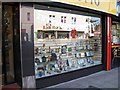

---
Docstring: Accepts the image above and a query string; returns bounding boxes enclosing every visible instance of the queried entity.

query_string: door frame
[2,3,19,85]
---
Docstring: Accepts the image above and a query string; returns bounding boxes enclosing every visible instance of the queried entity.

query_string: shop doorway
[2,4,20,85]
[111,21,120,68]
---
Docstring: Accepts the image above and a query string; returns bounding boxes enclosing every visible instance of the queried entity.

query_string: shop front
[1,0,118,89]
[34,4,103,89]
[19,1,116,88]
[111,20,120,68]
[110,0,120,69]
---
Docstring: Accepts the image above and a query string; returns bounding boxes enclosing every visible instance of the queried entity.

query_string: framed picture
[85,52,90,57]
[77,59,85,65]
[117,24,120,29]
[81,52,85,57]
[61,45,67,54]
[68,47,72,52]
[87,57,94,64]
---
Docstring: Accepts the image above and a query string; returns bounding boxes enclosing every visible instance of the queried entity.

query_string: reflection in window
[27,12,30,21]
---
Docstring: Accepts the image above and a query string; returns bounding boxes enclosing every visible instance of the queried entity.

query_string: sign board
[117,1,120,16]
[51,0,117,15]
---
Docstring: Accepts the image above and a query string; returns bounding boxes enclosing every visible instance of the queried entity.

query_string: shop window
[34,8,102,79]
[112,22,120,44]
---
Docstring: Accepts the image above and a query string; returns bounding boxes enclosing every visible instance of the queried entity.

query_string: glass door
[2,4,15,84]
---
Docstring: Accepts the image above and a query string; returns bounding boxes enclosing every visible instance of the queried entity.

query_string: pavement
[42,67,119,90]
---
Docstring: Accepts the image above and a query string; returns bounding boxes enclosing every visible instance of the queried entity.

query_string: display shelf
[38,29,71,32]
[34,36,102,79]
[36,71,58,79]
[35,60,101,79]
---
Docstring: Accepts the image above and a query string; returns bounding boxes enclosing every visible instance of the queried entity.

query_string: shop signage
[117,1,120,16]
[51,0,117,15]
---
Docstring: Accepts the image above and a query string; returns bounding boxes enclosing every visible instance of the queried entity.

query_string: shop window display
[34,9,102,78]
[112,22,120,44]
[111,22,120,58]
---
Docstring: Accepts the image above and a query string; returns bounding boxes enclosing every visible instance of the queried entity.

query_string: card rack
[34,38,101,78]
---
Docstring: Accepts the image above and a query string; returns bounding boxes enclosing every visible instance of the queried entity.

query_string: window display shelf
[35,60,101,79]
[38,29,71,32]
[34,37,101,79]
[34,38,96,41]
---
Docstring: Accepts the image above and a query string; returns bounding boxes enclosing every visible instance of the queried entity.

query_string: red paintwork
[107,15,112,71]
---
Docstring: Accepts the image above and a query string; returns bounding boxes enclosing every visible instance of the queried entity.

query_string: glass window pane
[34,8,102,79]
